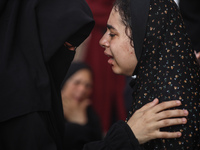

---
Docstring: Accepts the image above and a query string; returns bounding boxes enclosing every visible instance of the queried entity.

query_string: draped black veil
[0,0,94,147]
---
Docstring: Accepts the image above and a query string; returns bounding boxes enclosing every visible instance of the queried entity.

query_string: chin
[112,67,132,76]
[112,67,123,75]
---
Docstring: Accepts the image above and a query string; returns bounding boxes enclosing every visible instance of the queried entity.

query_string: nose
[99,32,109,48]
[77,83,87,93]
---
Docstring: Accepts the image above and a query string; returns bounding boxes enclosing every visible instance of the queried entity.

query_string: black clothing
[0,112,57,150]
[47,49,76,149]
[64,106,102,150]
[0,0,142,149]
[0,0,94,149]
[128,0,200,149]
[130,0,150,62]
[0,0,94,122]
[84,121,142,150]
[179,0,200,52]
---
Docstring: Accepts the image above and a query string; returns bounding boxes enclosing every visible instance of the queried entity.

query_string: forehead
[107,8,124,28]
[69,69,92,80]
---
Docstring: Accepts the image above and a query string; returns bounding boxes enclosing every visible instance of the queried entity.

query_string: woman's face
[99,8,138,76]
[61,69,93,102]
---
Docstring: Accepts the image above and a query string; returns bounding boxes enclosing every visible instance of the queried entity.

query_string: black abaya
[0,0,94,122]
[0,0,94,149]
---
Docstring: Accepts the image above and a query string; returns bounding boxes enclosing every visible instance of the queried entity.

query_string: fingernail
[184,110,188,115]
[182,118,187,123]
[153,98,158,103]
[176,100,181,105]
[177,132,182,137]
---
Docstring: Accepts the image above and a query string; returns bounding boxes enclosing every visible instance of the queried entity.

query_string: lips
[104,51,113,58]
[104,51,114,65]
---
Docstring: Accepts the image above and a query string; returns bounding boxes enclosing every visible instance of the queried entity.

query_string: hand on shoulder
[127,98,188,144]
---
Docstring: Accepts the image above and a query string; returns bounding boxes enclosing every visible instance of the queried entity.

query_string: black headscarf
[0,0,94,142]
[61,62,92,89]
[127,0,200,149]
[130,0,150,62]
[179,0,200,52]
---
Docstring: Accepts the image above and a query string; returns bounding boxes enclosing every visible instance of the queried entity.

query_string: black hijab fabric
[0,0,94,123]
[61,62,92,88]
[179,0,200,52]
[128,0,200,149]
[130,0,150,62]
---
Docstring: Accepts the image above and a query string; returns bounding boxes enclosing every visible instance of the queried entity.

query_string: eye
[109,33,116,38]
[73,80,81,86]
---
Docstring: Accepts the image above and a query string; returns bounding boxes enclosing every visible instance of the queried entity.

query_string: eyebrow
[107,24,117,31]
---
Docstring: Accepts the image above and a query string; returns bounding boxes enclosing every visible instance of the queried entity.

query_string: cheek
[114,42,133,62]
[63,83,77,97]
[110,41,125,58]
[119,46,138,74]
[126,54,138,73]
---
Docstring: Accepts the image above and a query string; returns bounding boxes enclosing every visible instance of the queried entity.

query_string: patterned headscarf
[127,0,200,149]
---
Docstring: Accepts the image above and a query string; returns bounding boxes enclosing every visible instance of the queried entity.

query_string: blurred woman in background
[61,62,102,150]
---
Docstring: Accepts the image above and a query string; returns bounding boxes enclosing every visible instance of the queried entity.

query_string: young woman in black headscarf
[99,0,200,149]
[0,0,94,149]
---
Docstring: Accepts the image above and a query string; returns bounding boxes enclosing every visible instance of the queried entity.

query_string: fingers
[155,118,187,129]
[152,100,181,113]
[155,131,182,139]
[156,109,188,120]
[137,98,159,112]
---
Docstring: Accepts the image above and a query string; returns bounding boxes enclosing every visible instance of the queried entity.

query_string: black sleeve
[83,120,144,150]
